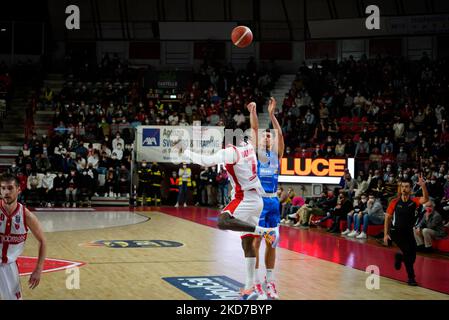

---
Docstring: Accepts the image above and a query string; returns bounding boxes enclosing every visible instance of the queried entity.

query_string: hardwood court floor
[19,208,449,300]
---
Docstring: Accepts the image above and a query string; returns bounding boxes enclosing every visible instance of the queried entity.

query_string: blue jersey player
[247,97,284,300]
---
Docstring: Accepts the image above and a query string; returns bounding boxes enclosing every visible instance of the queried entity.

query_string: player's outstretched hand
[417,173,426,187]
[246,102,256,113]
[268,97,276,115]
[29,268,42,289]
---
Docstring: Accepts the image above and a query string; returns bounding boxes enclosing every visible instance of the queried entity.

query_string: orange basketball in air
[231,26,253,48]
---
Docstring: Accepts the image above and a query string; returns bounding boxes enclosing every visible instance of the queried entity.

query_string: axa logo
[142,128,160,147]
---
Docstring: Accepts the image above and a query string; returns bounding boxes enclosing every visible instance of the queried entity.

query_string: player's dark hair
[401,179,413,186]
[0,173,20,187]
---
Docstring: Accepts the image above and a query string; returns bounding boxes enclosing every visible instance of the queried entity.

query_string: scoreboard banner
[136,125,224,163]
[279,158,355,184]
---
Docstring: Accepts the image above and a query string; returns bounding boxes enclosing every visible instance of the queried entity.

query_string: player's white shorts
[0,262,22,300]
[222,189,263,238]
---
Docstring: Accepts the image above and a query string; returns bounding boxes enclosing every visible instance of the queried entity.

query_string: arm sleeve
[184,147,238,167]
[413,198,422,207]
[386,199,398,216]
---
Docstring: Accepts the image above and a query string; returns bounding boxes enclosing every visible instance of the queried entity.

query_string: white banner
[136,125,225,163]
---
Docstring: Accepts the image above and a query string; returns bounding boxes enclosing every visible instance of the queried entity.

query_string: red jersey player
[179,129,280,300]
[0,173,47,300]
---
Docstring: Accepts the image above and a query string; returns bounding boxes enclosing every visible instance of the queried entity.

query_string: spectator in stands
[381,137,394,154]
[176,163,192,207]
[168,171,180,205]
[66,133,79,151]
[87,150,100,169]
[348,193,384,239]
[199,167,209,206]
[66,168,79,207]
[104,167,117,198]
[40,171,54,207]
[427,175,444,202]
[233,109,246,129]
[335,138,345,157]
[118,164,130,197]
[355,172,370,198]
[53,171,67,207]
[26,171,41,206]
[75,155,87,171]
[75,139,88,158]
[7,161,20,176]
[327,192,353,233]
[341,171,357,199]
[22,143,31,158]
[285,195,306,224]
[280,187,296,221]
[216,165,229,208]
[414,200,447,253]
[36,153,51,173]
[342,194,367,236]
[205,166,218,207]
[112,143,124,161]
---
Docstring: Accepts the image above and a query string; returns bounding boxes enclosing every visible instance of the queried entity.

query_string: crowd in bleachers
[7,55,275,207]
[4,52,449,251]
[274,53,449,251]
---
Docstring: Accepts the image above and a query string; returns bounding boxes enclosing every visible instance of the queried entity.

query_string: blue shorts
[258,197,280,228]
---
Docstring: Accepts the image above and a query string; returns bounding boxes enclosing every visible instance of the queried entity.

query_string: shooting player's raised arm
[183,147,238,167]
[247,102,259,150]
[268,97,285,159]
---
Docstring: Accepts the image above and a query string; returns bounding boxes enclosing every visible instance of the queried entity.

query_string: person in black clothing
[327,192,354,233]
[426,175,443,202]
[65,169,80,207]
[206,166,218,206]
[199,167,209,206]
[53,171,67,207]
[79,169,94,207]
[384,176,429,286]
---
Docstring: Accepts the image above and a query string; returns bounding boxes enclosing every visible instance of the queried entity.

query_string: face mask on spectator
[58,173,63,177]
[83,171,87,175]
[431,180,436,184]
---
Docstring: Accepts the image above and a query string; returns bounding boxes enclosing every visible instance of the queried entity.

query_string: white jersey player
[0,173,47,300]
[181,132,280,300]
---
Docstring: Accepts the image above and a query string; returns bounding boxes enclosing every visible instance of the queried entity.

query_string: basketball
[231,26,253,48]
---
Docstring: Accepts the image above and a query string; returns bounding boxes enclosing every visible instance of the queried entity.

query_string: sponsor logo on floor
[18,256,85,276]
[80,240,184,248]
[162,276,244,300]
